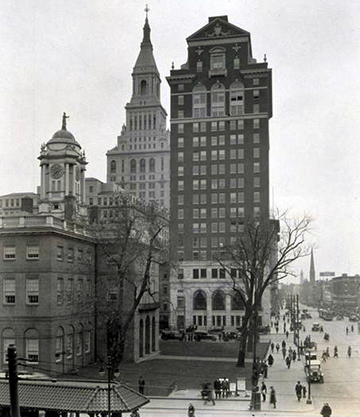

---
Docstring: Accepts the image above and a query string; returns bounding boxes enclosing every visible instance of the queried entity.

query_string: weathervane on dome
[145,4,150,18]
[62,112,69,130]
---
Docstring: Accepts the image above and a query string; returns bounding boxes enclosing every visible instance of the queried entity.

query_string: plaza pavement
[140,331,320,416]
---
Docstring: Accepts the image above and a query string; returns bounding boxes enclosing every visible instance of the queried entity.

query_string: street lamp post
[306,349,312,404]
[99,356,120,416]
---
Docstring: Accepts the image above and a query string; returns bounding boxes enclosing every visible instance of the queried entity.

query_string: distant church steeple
[309,248,315,285]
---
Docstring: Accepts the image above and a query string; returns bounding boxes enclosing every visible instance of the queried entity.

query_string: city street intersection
[140,308,360,416]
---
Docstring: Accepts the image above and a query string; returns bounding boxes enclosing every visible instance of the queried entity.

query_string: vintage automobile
[194,331,217,341]
[160,330,183,340]
[305,359,324,383]
[311,322,321,331]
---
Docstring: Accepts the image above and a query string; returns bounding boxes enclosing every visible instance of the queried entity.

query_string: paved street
[139,307,360,416]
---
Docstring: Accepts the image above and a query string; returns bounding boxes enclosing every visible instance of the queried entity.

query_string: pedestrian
[130,409,140,417]
[275,326,279,333]
[138,376,145,394]
[288,347,293,357]
[320,402,332,417]
[269,386,276,408]
[282,340,286,349]
[282,346,286,359]
[263,362,268,379]
[188,403,195,417]
[286,330,289,339]
[214,378,221,399]
[276,343,280,353]
[348,346,352,358]
[295,381,302,401]
[292,350,297,361]
[204,388,215,405]
[271,342,275,353]
[267,354,274,367]
[286,356,291,369]
[261,381,267,402]
[346,326,349,335]
[321,350,327,362]
[351,324,354,332]
[302,385,307,399]
[333,346,338,358]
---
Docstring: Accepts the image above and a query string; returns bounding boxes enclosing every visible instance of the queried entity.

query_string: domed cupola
[47,112,81,149]
[38,113,88,217]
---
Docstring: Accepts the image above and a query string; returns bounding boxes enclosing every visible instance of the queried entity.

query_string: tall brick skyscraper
[167,16,273,330]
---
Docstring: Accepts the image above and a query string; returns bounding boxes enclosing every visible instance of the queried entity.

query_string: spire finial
[62,112,69,130]
[145,4,149,19]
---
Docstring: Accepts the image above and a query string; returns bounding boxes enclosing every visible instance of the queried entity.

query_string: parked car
[160,330,183,340]
[305,360,324,383]
[194,331,217,341]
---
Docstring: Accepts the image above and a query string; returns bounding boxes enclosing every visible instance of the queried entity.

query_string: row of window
[190,118,259,133]
[191,315,246,328]
[3,245,39,261]
[177,78,260,93]
[2,277,90,305]
[0,198,21,208]
[2,327,91,365]
[178,133,260,148]
[177,81,262,118]
[128,113,157,131]
[178,171,260,191]
[177,148,260,163]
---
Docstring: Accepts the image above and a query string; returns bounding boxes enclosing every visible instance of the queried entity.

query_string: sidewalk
[140,332,317,416]
[258,331,316,413]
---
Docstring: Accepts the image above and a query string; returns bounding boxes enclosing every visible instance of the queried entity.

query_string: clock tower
[38,113,88,220]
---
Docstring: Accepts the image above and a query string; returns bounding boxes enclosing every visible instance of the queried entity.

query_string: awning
[0,379,149,414]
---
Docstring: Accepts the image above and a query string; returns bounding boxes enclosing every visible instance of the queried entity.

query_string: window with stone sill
[3,246,15,260]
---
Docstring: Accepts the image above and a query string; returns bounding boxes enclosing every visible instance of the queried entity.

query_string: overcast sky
[1,0,360,279]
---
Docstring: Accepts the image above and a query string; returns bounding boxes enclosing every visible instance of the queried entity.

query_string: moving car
[305,359,324,383]
[311,322,321,331]
[194,331,217,341]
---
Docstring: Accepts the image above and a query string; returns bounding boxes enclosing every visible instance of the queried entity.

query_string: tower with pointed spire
[310,248,316,285]
[106,9,170,208]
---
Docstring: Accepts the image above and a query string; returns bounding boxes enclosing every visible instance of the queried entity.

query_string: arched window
[140,158,146,173]
[140,80,147,95]
[56,327,64,363]
[67,325,74,360]
[192,83,207,118]
[149,158,155,173]
[229,81,244,116]
[212,290,225,310]
[139,319,144,357]
[152,316,156,351]
[145,316,150,354]
[211,83,225,116]
[130,159,136,173]
[193,290,207,310]
[24,328,39,364]
[231,292,245,310]
[2,328,15,364]
[110,160,116,173]
[76,323,84,358]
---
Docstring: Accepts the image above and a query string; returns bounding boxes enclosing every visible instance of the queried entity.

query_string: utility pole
[296,294,301,360]
[8,345,20,417]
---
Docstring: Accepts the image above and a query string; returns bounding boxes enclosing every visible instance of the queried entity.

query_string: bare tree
[217,213,312,367]
[89,193,169,374]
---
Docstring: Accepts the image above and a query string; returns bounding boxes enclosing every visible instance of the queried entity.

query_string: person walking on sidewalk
[276,343,280,353]
[286,355,291,369]
[188,403,195,417]
[320,402,332,416]
[295,381,302,401]
[282,346,286,359]
[269,386,276,408]
[261,381,267,402]
[271,342,275,353]
[138,376,145,394]
[268,354,274,367]
[302,385,307,399]
[348,346,352,358]
[333,346,338,358]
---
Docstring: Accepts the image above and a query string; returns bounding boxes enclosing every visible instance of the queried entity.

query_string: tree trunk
[236,332,248,367]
